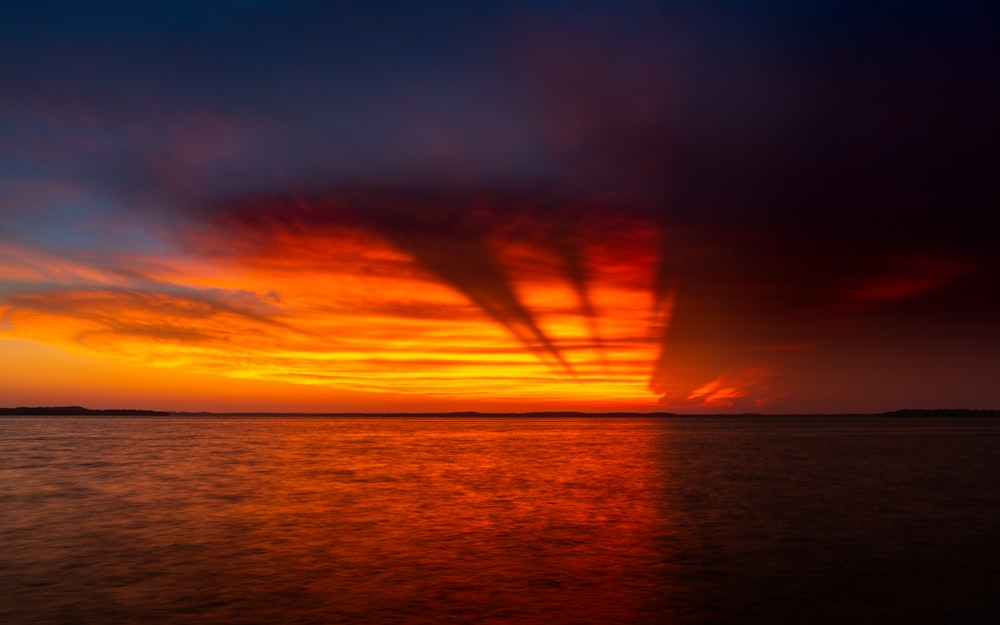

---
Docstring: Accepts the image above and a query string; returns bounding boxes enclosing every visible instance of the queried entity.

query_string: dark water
[2,416,999,624]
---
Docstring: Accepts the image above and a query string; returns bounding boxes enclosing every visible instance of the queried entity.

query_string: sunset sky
[1,1,997,413]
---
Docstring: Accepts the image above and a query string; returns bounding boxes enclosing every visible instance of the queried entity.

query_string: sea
[1,415,998,624]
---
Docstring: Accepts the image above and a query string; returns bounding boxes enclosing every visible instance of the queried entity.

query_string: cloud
[2,1,997,411]
[0,208,664,405]
[838,256,975,313]
[199,190,590,375]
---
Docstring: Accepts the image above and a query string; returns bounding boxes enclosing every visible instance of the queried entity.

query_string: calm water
[2,416,999,624]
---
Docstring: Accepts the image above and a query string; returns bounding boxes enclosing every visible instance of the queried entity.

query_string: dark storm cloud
[5,0,995,239]
[537,205,608,370]
[3,1,998,407]
[199,190,580,375]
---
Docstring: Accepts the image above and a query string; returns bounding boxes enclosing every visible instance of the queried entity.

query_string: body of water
[2,415,998,624]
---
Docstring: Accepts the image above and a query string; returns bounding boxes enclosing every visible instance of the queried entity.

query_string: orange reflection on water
[225,417,683,624]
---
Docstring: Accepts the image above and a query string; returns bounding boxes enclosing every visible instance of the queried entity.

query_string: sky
[1,1,997,413]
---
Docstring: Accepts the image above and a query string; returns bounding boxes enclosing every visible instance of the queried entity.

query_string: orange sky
[0,208,672,412]
[2,198,993,413]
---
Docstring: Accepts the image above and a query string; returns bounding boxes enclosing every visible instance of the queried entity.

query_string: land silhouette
[0,406,170,416]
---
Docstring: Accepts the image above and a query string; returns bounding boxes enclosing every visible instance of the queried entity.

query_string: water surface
[2,416,998,624]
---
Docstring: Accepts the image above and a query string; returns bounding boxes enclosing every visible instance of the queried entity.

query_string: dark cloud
[2,1,998,409]
[199,189,583,375]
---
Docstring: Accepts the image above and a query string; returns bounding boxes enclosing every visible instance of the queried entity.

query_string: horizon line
[2,406,999,417]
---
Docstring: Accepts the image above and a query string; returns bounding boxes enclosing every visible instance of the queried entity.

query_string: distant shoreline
[0,406,171,416]
[2,406,998,418]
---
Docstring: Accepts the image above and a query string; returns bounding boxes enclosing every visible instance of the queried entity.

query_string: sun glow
[2,209,684,409]
[1,192,977,412]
